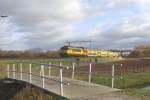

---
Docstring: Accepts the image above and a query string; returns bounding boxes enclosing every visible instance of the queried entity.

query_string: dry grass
[0,79,66,100]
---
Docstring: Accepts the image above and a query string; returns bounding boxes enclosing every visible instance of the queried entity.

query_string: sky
[0,0,150,50]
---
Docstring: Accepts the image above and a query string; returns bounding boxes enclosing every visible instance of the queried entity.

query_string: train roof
[61,46,85,49]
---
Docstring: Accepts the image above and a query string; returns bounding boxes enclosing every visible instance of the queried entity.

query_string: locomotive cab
[60,46,86,57]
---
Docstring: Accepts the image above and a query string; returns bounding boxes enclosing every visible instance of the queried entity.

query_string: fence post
[72,62,75,79]
[29,64,32,83]
[89,63,92,83]
[49,62,51,77]
[13,64,15,78]
[112,64,115,88]
[60,67,63,96]
[120,64,123,79]
[7,64,10,78]
[20,63,23,80]
[41,65,45,88]
[59,61,63,96]
[59,61,62,67]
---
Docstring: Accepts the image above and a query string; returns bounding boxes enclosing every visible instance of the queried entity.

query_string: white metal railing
[6,61,120,97]
[7,62,70,96]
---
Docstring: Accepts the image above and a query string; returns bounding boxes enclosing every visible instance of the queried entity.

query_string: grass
[0,58,149,84]
[0,57,117,75]
[118,72,150,88]
[12,85,66,100]
[90,72,150,97]
[0,58,149,89]
[91,75,112,86]
[90,72,150,89]
[0,57,117,64]
[125,86,150,97]
[0,78,67,100]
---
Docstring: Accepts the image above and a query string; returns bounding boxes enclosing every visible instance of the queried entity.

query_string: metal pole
[7,64,9,78]
[29,64,32,83]
[49,67,51,77]
[59,61,62,67]
[13,64,15,78]
[120,64,123,79]
[20,63,23,80]
[112,64,115,88]
[59,61,63,96]
[60,67,63,96]
[72,62,75,79]
[41,65,45,88]
[49,62,51,77]
[89,63,92,83]
[59,61,62,76]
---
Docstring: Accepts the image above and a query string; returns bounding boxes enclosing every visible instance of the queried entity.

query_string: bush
[129,45,150,58]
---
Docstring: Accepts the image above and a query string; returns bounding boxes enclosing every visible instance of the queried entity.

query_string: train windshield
[60,46,68,50]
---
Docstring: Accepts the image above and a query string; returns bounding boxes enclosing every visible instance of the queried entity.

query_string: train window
[72,48,81,52]
[61,47,68,50]
[88,53,97,55]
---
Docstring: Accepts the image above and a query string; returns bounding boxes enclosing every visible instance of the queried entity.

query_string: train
[60,46,120,57]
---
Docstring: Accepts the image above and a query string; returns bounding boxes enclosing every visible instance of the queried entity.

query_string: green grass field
[0,57,118,63]
[0,57,118,70]
[90,72,150,97]
[0,58,149,88]
[91,72,150,88]
[125,86,150,97]
[0,57,118,82]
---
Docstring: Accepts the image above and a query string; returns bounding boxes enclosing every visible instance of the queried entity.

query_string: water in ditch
[142,85,150,90]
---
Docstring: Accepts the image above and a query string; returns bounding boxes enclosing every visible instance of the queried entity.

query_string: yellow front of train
[60,46,86,57]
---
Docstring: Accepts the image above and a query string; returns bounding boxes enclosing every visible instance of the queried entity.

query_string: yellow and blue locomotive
[60,46,120,57]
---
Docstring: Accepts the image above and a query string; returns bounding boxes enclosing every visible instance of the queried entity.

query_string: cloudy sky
[0,0,150,50]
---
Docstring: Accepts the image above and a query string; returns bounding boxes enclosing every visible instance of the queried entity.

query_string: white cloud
[0,0,82,50]
[0,0,150,50]
[84,13,150,49]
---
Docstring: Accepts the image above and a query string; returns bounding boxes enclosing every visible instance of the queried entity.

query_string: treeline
[129,45,150,58]
[0,49,60,59]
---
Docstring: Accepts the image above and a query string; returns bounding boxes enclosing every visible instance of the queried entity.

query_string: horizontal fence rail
[6,62,71,96]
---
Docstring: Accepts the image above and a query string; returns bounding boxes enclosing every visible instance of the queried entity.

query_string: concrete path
[9,73,119,99]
